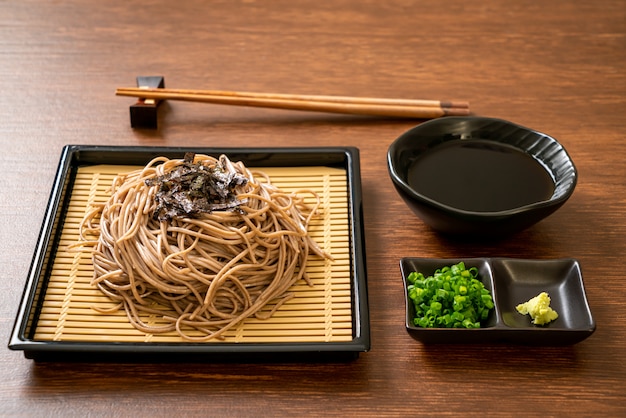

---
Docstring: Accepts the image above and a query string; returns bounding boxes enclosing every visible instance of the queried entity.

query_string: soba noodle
[74,154,332,341]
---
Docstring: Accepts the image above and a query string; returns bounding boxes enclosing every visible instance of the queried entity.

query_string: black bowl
[387,117,577,237]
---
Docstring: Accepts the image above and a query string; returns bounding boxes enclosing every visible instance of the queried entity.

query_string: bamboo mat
[33,164,353,343]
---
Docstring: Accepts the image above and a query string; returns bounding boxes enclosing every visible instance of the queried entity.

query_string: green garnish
[406,262,494,329]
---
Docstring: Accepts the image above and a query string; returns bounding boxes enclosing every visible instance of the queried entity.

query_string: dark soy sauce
[407,140,555,212]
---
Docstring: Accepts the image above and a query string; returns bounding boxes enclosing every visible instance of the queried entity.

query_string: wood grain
[1,0,625,416]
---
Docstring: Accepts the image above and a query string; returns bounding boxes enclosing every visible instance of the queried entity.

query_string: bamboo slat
[33,164,354,344]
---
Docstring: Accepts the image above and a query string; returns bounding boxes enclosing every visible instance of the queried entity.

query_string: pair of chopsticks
[115,87,470,119]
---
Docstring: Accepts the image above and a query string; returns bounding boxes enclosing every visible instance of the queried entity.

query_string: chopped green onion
[407,262,494,329]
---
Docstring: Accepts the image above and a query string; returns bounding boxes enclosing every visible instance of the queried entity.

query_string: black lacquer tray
[9,145,369,362]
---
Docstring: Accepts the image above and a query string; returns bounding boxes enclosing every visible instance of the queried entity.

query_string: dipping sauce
[407,140,555,212]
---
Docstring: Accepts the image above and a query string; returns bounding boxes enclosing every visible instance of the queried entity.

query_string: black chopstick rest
[129,76,165,129]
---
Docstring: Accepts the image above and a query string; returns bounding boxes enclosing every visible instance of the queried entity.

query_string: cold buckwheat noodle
[74,154,332,341]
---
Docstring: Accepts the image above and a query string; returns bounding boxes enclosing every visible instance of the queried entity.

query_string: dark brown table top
[1,0,625,416]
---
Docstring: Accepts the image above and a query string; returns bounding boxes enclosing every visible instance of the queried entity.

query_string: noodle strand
[74,154,331,341]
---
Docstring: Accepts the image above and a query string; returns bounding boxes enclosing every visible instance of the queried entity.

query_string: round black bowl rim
[387,116,578,218]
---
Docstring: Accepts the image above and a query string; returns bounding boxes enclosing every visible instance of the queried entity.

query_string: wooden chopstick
[116,87,470,119]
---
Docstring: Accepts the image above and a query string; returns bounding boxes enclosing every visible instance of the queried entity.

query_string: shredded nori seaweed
[145,153,249,221]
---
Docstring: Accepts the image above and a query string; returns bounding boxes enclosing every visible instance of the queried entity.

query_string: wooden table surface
[1,0,625,416]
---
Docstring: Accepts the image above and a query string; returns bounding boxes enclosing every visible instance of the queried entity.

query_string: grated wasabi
[516,292,558,325]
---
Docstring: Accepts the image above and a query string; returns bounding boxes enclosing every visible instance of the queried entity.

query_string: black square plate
[8,145,369,361]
